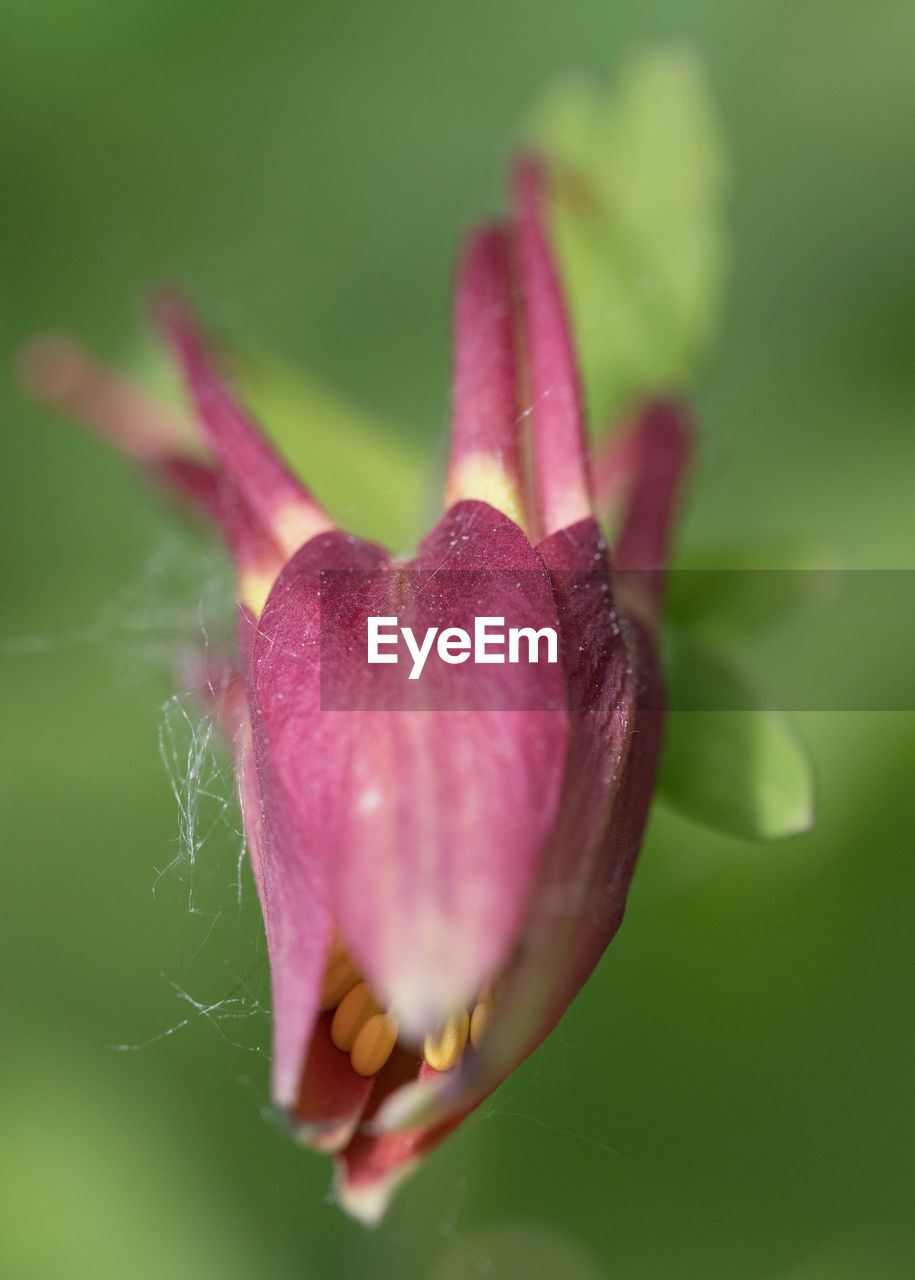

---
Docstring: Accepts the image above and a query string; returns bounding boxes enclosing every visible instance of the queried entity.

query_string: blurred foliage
[658,633,815,840]
[237,352,429,553]
[528,49,728,429]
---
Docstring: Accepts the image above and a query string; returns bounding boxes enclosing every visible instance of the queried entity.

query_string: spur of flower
[23,156,692,1223]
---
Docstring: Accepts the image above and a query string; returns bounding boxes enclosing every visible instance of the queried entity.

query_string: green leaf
[665,545,839,635]
[657,632,816,841]
[526,49,729,428]
[235,352,429,552]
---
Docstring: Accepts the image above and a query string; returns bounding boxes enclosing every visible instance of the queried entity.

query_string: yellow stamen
[423,1010,470,1072]
[319,953,361,1011]
[476,979,495,1005]
[469,999,492,1051]
[350,1012,399,1077]
[330,982,380,1053]
[318,929,500,1080]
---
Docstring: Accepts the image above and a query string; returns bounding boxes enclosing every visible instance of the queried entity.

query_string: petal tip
[17,332,84,404]
[333,1160,419,1228]
[369,1080,443,1135]
[382,963,474,1046]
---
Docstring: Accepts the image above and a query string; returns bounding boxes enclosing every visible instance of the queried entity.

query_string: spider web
[1,526,273,1067]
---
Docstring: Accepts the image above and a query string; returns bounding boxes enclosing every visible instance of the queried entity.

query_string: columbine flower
[23,156,691,1223]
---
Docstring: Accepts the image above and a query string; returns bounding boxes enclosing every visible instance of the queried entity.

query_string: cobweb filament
[156,695,229,907]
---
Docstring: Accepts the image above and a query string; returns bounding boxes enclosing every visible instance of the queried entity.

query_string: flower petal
[512,156,594,538]
[329,1051,463,1223]
[445,225,525,526]
[595,399,695,624]
[18,333,198,461]
[287,1014,375,1152]
[335,1108,466,1226]
[608,401,694,572]
[234,699,334,1111]
[462,517,647,1069]
[251,501,568,1039]
[155,295,333,558]
[373,517,648,1133]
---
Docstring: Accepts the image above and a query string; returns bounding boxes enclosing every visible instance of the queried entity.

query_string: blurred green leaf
[526,48,729,428]
[235,352,429,552]
[658,632,816,841]
[665,545,839,635]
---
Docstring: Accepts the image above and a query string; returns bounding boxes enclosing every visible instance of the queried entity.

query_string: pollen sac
[469,998,492,1051]
[350,1013,399,1078]
[320,952,362,1011]
[330,982,381,1053]
[423,1010,471,1072]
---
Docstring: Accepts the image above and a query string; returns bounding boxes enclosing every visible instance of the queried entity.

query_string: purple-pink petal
[512,156,593,539]
[446,226,523,515]
[235,698,334,1110]
[155,295,330,555]
[372,517,645,1134]
[250,501,568,1037]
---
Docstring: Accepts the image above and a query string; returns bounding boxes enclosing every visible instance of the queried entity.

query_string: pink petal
[18,332,197,462]
[609,400,694,617]
[161,460,285,585]
[156,295,332,558]
[373,517,648,1134]
[332,1048,466,1223]
[591,400,694,627]
[287,1014,375,1152]
[512,156,593,539]
[234,698,334,1110]
[461,517,648,1065]
[446,226,524,523]
[335,1109,467,1226]
[553,615,664,1003]
[251,501,568,1038]
[591,417,645,515]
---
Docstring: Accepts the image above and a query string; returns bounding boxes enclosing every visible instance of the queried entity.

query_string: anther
[319,952,361,1012]
[476,979,494,1005]
[469,999,492,1051]
[350,1012,399,1077]
[423,1010,470,1072]
[330,982,380,1053]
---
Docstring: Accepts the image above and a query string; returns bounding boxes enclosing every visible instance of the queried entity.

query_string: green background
[1,2,913,1277]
